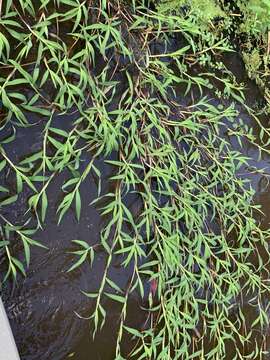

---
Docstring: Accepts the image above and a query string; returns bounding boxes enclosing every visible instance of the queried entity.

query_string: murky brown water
[1,48,270,359]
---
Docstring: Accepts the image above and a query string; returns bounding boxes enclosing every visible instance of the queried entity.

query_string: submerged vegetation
[0,0,270,359]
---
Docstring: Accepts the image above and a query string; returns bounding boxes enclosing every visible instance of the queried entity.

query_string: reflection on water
[0,52,270,359]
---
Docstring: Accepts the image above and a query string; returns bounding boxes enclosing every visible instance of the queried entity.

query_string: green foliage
[243,49,262,79]
[157,0,270,102]
[158,0,270,35]
[158,0,225,23]
[238,0,270,34]
[0,0,270,359]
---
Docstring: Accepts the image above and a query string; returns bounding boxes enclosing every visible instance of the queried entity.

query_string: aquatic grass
[0,0,270,359]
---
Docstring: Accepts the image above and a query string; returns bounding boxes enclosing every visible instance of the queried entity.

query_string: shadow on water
[1,48,270,359]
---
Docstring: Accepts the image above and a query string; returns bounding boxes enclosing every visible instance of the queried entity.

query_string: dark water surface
[0,111,149,359]
[1,52,270,360]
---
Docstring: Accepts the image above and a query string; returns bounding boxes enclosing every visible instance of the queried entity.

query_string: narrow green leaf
[41,191,48,222]
[0,194,18,206]
[67,251,87,272]
[105,292,126,304]
[75,190,81,221]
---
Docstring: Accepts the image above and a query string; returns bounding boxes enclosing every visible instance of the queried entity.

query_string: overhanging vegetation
[0,1,270,359]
